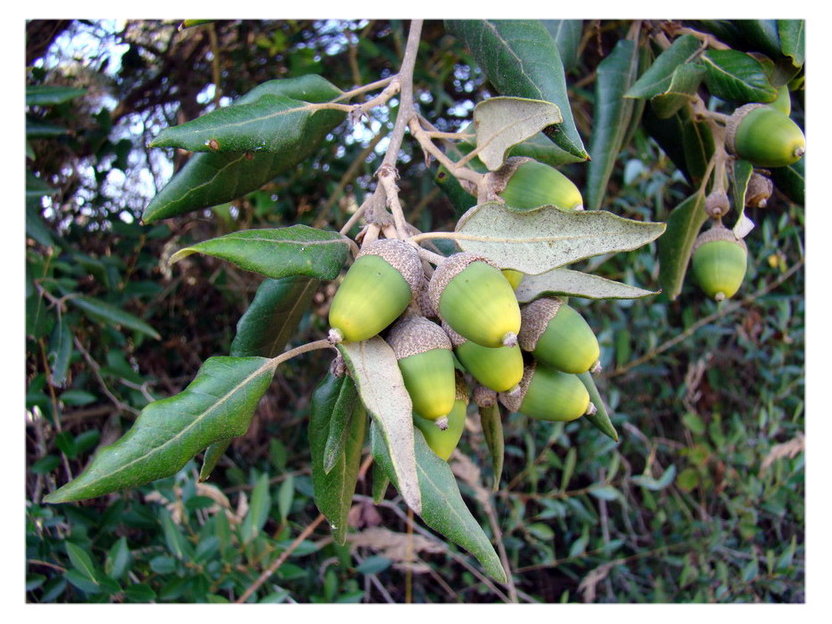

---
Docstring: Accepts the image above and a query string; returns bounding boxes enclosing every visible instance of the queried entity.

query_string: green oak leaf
[44,356,276,503]
[309,373,367,544]
[170,225,351,281]
[445,19,587,161]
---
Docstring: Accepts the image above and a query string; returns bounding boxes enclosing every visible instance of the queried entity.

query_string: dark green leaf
[68,295,160,340]
[309,373,367,544]
[47,317,74,386]
[66,542,99,582]
[734,20,781,60]
[31,455,60,475]
[26,119,69,137]
[446,19,587,160]
[241,473,271,544]
[586,39,640,211]
[478,404,504,491]
[578,372,618,442]
[542,20,582,73]
[679,105,715,187]
[199,438,233,482]
[142,76,345,223]
[64,569,102,594]
[26,204,58,249]
[59,389,97,407]
[778,20,805,68]
[356,555,392,575]
[277,474,295,523]
[626,35,702,99]
[26,85,87,107]
[631,465,677,490]
[105,537,131,580]
[370,421,506,583]
[701,50,777,103]
[170,225,350,281]
[650,63,706,119]
[372,461,390,504]
[160,508,191,559]
[770,158,804,205]
[658,192,708,300]
[230,276,319,358]
[589,485,621,501]
[151,95,342,154]
[43,356,276,503]
[124,583,157,602]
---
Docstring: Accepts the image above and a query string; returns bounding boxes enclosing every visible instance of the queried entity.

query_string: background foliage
[24,19,805,603]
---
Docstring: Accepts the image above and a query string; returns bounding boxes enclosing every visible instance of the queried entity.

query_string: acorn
[443,321,524,393]
[691,226,748,301]
[387,316,456,421]
[428,252,522,348]
[413,378,468,461]
[501,269,524,290]
[496,157,583,211]
[499,362,592,422]
[745,173,774,209]
[518,298,600,374]
[328,238,423,343]
[726,104,805,168]
[705,190,731,219]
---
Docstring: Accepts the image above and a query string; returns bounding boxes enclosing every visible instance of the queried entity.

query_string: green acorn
[388,316,456,421]
[443,321,524,393]
[726,104,805,168]
[428,252,522,348]
[496,157,583,211]
[499,362,593,422]
[691,226,748,301]
[329,238,423,343]
[413,378,468,461]
[518,298,600,374]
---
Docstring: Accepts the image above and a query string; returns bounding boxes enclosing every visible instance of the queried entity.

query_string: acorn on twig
[518,298,600,374]
[387,316,456,421]
[726,104,805,168]
[443,321,523,393]
[428,252,521,348]
[498,362,593,422]
[691,225,748,301]
[413,376,468,460]
[328,238,423,343]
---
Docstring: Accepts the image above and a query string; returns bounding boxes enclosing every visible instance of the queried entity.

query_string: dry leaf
[760,433,804,473]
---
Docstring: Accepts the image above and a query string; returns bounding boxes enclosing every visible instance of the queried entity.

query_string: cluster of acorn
[691,87,805,302]
[327,237,599,461]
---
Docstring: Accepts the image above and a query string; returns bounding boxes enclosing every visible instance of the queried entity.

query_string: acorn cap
[387,316,451,360]
[473,385,497,408]
[746,173,774,208]
[427,252,498,313]
[415,275,438,318]
[441,320,468,347]
[357,238,424,295]
[498,363,535,413]
[725,104,766,156]
[518,297,563,352]
[705,190,731,219]
[726,104,805,167]
[454,371,470,403]
[691,224,747,254]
